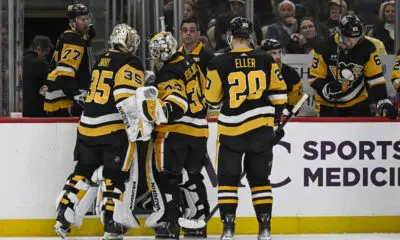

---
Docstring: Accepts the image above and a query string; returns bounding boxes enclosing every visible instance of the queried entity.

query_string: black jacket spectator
[370,1,395,54]
[23,50,50,117]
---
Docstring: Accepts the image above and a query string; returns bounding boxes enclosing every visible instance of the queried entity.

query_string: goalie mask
[109,24,141,53]
[149,32,178,62]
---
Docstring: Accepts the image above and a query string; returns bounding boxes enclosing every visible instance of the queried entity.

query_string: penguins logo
[329,62,363,91]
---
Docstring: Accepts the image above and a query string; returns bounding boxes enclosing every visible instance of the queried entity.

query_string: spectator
[214,0,263,50]
[23,36,53,117]
[369,0,395,54]
[163,0,175,32]
[351,0,381,26]
[266,0,298,51]
[319,0,348,41]
[255,0,277,26]
[184,0,194,19]
[288,17,321,54]
[190,0,213,36]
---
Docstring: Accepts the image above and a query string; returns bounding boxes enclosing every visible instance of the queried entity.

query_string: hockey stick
[178,94,309,229]
[160,16,166,32]
[276,93,309,132]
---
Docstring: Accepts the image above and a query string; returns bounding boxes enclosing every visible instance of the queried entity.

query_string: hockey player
[310,13,398,119]
[54,23,144,240]
[44,3,95,117]
[177,16,213,238]
[178,16,214,77]
[205,17,287,240]
[142,31,209,239]
[260,38,304,112]
[391,49,400,92]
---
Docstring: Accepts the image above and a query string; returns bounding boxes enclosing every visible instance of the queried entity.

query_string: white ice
[1,234,399,240]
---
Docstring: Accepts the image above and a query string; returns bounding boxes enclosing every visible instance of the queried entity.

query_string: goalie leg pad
[145,146,181,228]
[55,174,97,228]
[181,172,210,220]
[98,179,139,234]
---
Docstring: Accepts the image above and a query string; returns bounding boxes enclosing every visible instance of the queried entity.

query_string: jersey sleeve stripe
[165,94,188,112]
[268,94,288,105]
[45,89,67,100]
[367,76,386,87]
[393,78,400,89]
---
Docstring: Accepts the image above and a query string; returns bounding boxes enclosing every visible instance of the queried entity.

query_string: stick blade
[178,217,206,229]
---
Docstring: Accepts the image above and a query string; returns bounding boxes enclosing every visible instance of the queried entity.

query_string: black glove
[70,93,85,116]
[377,99,399,120]
[88,24,96,40]
[272,129,285,146]
[322,81,342,100]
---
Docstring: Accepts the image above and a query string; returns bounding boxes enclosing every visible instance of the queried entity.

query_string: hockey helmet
[149,32,178,61]
[109,24,140,53]
[229,17,253,39]
[260,39,282,51]
[67,3,89,20]
[340,13,363,38]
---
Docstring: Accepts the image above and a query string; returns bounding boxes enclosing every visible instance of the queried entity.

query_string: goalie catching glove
[136,86,170,125]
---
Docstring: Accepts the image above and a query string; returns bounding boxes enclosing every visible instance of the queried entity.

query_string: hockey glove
[144,70,156,86]
[271,129,285,146]
[88,24,96,40]
[70,93,86,116]
[322,81,342,100]
[377,99,399,120]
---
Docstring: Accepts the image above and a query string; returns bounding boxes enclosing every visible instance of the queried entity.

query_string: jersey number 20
[228,70,266,108]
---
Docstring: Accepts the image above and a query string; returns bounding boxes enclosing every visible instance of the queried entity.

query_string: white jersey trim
[113,88,136,96]
[45,90,66,100]
[218,106,275,124]
[80,113,122,125]
[174,116,208,126]
[367,76,385,86]
[56,66,75,73]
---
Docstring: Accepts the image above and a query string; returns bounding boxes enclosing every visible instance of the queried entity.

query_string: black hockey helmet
[340,13,363,38]
[67,3,89,20]
[229,17,253,39]
[260,39,282,51]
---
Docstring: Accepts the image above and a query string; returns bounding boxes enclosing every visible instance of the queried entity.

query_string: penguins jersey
[44,30,91,112]
[281,63,304,110]
[310,34,388,107]
[178,41,214,77]
[205,48,287,137]
[77,50,144,143]
[391,49,400,91]
[154,53,208,138]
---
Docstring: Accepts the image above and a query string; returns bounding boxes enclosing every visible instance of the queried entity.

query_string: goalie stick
[178,93,309,229]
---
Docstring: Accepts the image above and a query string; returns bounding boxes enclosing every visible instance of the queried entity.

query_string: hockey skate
[220,214,235,240]
[182,226,207,238]
[154,221,180,239]
[102,232,124,240]
[257,213,272,240]
[102,219,129,240]
[54,205,71,239]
